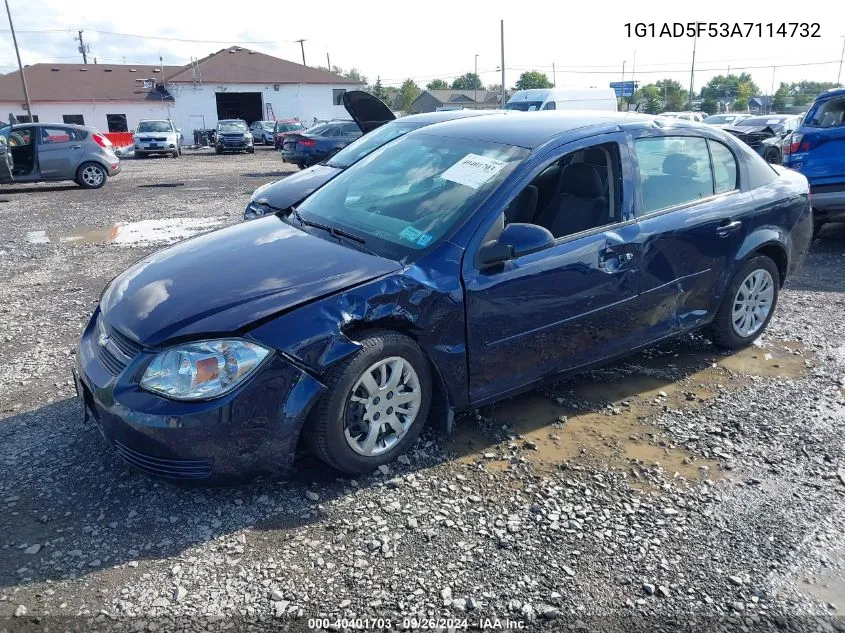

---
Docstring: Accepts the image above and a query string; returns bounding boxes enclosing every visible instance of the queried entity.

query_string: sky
[1,0,843,96]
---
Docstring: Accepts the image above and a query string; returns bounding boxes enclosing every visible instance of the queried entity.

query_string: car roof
[815,87,845,101]
[398,110,501,124]
[414,110,657,149]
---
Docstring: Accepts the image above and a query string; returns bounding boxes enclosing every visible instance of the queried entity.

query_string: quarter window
[635,136,714,213]
[708,141,738,194]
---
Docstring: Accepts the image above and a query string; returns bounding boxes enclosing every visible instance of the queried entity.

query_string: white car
[703,113,752,128]
[134,120,182,158]
[660,111,705,122]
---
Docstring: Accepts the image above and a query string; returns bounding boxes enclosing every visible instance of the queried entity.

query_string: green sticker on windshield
[399,226,422,242]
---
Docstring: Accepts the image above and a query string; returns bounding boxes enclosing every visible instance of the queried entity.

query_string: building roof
[165,48,360,85]
[0,64,183,102]
[0,48,359,104]
[423,89,502,105]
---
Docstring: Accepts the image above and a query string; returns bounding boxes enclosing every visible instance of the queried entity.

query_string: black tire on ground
[171,150,179,158]
[75,162,108,189]
[215,149,223,155]
[813,217,825,238]
[305,330,432,474]
[248,147,255,154]
[707,255,780,349]
[763,148,780,164]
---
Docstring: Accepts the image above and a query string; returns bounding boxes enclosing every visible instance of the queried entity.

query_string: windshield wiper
[289,207,375,254]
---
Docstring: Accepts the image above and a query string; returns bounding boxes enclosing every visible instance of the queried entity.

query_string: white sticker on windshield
[765,119,780,124]
[440,153,507,190]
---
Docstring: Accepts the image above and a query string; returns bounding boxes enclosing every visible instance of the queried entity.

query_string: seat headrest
[558,162,603,198]
[662,153,699,178]
[583,148,606,166]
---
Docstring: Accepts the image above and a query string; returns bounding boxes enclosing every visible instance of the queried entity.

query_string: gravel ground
[1,149,844,632]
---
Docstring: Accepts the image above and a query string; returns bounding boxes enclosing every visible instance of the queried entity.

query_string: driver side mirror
[477,223,555,268]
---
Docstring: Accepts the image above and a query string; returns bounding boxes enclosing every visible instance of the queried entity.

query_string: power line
[0,28,277,44]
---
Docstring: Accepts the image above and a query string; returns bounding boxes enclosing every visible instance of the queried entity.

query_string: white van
[504,88,618,112]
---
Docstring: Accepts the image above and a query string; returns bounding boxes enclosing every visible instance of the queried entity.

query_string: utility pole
[75,30,88,64]
[326,52,331,72]
[688,34,697,111]
[838,36,845,86]
[500,20,505,109]
[295,39,306,66]
[770,66,776,114]
[630,49,637,110]
[4,0,32,121]
[552,62,556,88]
[474,53,479,109]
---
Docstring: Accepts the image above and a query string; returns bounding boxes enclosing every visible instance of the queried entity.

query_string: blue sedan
[280,120,361,169]
[75,111,812,484]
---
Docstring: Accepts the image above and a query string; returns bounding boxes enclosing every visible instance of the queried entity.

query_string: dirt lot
[1,148,844,632]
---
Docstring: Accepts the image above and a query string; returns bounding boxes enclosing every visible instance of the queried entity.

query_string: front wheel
[76,162,107,189]
[708,255,780,349]
[306,331,432,474]
[763,148,781,164]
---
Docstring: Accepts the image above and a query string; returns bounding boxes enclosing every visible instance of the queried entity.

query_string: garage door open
[215,92,263,125]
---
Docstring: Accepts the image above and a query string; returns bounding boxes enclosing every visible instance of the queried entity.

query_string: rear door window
[708,140,738,194]
[634,136,714,213]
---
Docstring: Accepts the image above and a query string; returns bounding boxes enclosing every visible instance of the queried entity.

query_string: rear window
[806,97,845,128]
[276,122,304,132]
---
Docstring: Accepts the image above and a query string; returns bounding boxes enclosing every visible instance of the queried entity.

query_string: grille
[113,441,212,480]
[150,136,167,142]
[95,315,143,375]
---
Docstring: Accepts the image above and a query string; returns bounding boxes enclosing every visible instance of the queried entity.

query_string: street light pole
[500,20,505,109]
[474,54,478,109]
[688,34,697,111]
[295,39,306,66]
[838,36,845,86]
[4,0,32,121]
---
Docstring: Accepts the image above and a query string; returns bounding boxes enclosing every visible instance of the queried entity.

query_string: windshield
[326,120,424,169]
[260,121,274,129]
[275,122,304,133]
[295,133,528,260]
[735,116,786,127]
[504,101,544,112]
[218,121,247,132]
[137,121,173,133]
[704,115,736,124]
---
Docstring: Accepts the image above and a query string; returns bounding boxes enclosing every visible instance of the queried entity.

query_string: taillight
[784,133,808,155]
[92,133,112,148]
[298,138,316,147]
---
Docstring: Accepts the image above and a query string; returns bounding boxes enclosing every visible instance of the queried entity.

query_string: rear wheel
[708,255,779,349]
[76,162,107,189]
[306,331,432,474]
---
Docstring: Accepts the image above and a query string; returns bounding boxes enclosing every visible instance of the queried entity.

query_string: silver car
[249,120,276,145]
[0,123,120,189]
[134,119,182,158]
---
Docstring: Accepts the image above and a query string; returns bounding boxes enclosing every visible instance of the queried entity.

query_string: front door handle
[716,219,742,237]
[599,247,635,271]
[70,144,81,149]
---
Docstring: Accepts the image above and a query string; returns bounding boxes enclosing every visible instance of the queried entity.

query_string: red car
[273,119,306,150]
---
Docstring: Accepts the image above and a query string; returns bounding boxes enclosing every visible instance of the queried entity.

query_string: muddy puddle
[451,340,812,484]
[26,217,225,247]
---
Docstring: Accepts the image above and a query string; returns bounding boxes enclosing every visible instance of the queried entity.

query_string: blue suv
[782,88,845,233]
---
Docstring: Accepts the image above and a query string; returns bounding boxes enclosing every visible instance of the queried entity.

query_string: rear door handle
[716,220,742,237]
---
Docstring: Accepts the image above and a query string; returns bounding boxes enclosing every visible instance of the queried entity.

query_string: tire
[708,255,780,349]
[171,150,179,158]
[763,148,780,164]
[215,149,222,155]
[306,330,432,474]
[76,162,108,189]
[248,147,255,154]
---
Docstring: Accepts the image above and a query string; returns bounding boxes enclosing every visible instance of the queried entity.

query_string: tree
[654,79,688,111]
[426,79,449,90]
[487,83,502,92]
[773,80,839,110]
[451,73,483,90]
[513,71,553,91]
[633,84,661,114]
[371,78,387,101]
[699,73,759,112]
[398,79,421,111]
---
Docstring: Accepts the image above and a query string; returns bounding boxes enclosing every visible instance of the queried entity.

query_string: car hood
[342,90,395,133]
[135,132,177,139]
[251,164,343,210]
[725,125,780,137]
[99,216,400,347]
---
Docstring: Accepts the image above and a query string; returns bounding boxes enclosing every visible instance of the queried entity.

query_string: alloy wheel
[344,356,421,457]
[81,165,104,187]
[731,269,774,337]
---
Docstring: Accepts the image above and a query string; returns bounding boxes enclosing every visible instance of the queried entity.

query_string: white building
[0,48,361,140]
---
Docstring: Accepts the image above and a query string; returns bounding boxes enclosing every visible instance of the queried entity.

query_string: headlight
[244,202,270,220]
[761,136,780,146]
[140,339,271,401]
[244,133,252,140]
